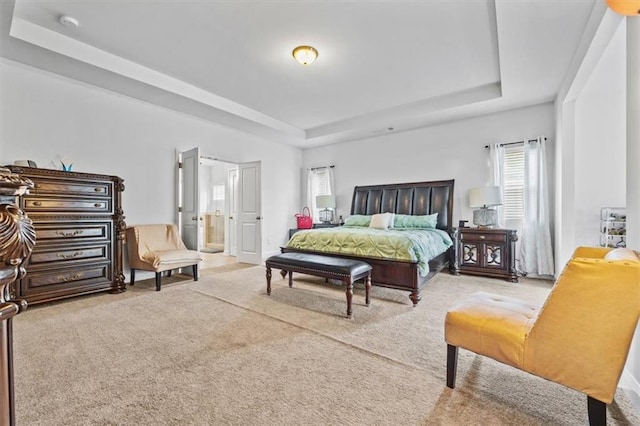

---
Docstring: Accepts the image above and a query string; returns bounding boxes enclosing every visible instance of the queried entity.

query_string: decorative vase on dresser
[6,166,126,304]
[0,168,36,426]
[450,227,518,283]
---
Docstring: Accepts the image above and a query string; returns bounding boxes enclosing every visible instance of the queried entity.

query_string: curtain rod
[484,137,547,149]
[309,164,335,171]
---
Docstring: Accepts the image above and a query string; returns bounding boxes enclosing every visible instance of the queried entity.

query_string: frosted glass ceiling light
[292,45,318,65]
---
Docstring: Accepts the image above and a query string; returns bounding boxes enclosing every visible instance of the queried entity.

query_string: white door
[179,147,201,251]
[226,167,238,256]
[236,161,261,264]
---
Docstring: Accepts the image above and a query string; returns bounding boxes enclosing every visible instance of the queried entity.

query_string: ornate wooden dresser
[0,168,35,426]
[7,166,126,304]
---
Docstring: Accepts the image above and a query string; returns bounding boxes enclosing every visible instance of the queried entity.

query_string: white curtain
[521,137,554,276]
[489,143,505,228]
[306,166,335,222]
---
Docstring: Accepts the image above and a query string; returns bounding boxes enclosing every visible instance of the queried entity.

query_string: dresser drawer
[18,263,113,303]
[32,178,112,198]
[460,232,507,242]
[23,196,112,214]
[33,222,112,243]
[29,242,111,268]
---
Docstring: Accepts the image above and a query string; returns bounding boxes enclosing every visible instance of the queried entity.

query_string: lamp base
[319,209,334,224]
[472,208,498,228]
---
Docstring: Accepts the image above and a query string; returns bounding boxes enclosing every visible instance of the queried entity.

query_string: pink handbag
[295,207,313,229]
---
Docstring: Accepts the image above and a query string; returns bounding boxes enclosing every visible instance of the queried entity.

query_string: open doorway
[177,148,262,269]
[200,157,236,254]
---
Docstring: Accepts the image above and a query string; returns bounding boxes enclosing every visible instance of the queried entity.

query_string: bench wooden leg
[345,278,353,319]
[266,266,272,295]
[280,270,287,279]
[365,273,371,306]
[288,271,293,288]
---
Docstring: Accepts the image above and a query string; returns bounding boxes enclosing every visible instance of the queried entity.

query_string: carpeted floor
[11,265,640,425]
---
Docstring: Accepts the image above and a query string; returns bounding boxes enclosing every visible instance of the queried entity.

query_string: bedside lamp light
[316,195,336,224]
[469,186,503,228]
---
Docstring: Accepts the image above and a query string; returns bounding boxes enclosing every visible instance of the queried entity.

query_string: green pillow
[343,215,372,227]
[394,213,438,229]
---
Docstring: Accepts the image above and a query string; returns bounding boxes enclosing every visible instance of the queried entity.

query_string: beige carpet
[12,265,640,425]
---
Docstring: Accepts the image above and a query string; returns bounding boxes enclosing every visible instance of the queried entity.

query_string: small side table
[450,227,518,282]
[289,223,339,239]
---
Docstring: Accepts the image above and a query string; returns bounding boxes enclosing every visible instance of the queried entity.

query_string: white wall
[302,103,555,235]
[556,14,640,402]
[0,61,302,269]
[574,23,626,248]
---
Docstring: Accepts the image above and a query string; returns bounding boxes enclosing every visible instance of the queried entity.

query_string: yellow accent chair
[125,224,202,291]
[445,246,640,425]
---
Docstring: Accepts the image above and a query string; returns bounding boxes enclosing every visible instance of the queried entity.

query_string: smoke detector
[59,15,79,28]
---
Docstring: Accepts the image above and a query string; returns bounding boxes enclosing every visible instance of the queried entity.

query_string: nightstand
[288,223,339,239]
[450,227,518,282]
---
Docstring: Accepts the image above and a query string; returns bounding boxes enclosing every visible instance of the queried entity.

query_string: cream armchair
[125,224,202,291]
[445,246,640,425]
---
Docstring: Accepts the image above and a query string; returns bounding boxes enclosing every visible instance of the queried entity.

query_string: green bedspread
[285,226,453,277]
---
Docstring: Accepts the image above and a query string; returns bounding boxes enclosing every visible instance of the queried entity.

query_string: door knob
[192,216,198,221]
[256,216,263,220]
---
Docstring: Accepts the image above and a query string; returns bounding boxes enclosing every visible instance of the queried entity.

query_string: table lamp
[468,186,502,228]
[316,195,336,224]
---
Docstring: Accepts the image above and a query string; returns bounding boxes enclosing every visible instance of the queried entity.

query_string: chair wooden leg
[130,269,135,286]
[446,344,458,389]
[193,264,198,282]
[166,270,172,277]
[587,396,607,426]
[155,272,162,291]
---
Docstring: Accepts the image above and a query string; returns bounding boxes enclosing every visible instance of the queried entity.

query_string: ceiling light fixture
[606,0,640,15]
[292,45,318,66]
[59,15,79,28]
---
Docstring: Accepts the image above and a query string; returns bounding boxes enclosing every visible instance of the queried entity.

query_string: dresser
[450,227,518,282]
[0,168,35,426]
[7,166,126,304]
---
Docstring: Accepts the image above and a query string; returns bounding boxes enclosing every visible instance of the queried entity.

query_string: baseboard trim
[620,368,640,412]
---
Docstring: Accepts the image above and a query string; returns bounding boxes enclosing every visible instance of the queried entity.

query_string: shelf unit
[600,207,626,248]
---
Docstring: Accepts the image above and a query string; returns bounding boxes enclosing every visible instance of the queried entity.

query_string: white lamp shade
[316,195,336,209]
[469,186,503,208]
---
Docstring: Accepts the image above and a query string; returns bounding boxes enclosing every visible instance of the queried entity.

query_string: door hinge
[178,162,183,169]
[178,207,182,212]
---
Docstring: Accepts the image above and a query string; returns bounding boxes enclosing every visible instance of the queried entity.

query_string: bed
[282,179,454,306]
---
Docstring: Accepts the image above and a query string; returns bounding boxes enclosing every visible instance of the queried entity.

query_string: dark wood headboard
[350,179,455,232]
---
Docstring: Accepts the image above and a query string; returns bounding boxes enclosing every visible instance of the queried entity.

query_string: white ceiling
[1,0,598,148]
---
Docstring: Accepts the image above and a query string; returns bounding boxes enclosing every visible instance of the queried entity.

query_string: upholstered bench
[265,252,372,318]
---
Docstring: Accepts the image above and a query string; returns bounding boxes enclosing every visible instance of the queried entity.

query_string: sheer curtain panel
[521,137,554,276]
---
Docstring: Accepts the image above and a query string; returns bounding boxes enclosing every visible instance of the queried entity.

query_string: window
[308,167,334,220]
[503,145,524,220]
[212,185,225,201]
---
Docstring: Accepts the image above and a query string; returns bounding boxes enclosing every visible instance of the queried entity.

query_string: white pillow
[369,213,393,230]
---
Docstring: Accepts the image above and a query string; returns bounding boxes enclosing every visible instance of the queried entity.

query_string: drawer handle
[479,235,486,239]
[56,230,84,237]
[94,203,102,208]
[32,201,42,206]
[56,273,83,283]
[94,187,103,192]
[58,251,84,259]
